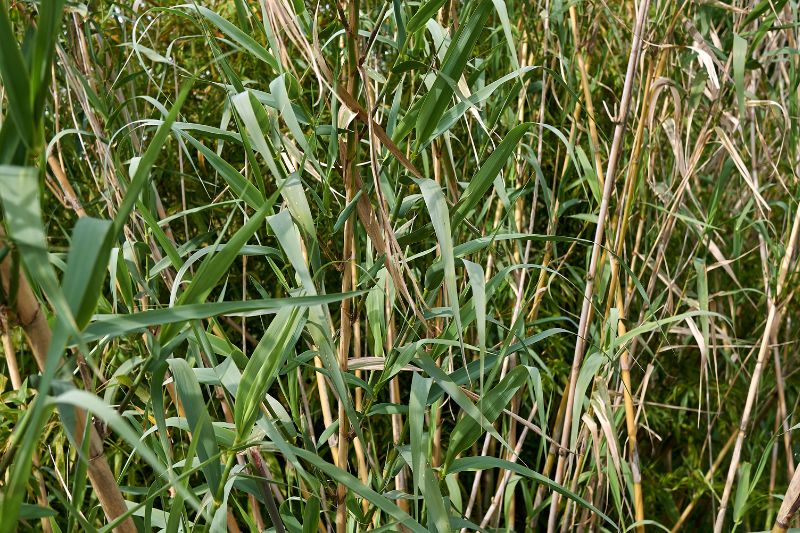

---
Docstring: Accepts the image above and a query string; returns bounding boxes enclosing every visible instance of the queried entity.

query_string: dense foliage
[2,0,800,531]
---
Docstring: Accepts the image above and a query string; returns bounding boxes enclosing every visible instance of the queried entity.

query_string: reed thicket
[1,0,799,531]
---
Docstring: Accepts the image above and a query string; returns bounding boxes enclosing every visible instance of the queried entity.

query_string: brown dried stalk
[718,202,800,531]
[548,0,652,529]
[0,229,136,533]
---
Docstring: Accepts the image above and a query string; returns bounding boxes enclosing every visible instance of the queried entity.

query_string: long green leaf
[406,0,447,34]
[83,293,364,342]
[168,358,223,492]
[415,0,492,147]
[415,177,463,352]
[234,306,305,439]
[62,218,114,330]
[0,5,32,150]
[182,5,279,70]
[288,446,428,533]
[449,456,618,530]
[445,365,527,467]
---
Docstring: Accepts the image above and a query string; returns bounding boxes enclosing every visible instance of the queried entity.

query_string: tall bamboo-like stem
[1,314,22,391]
[569,6,648,526]
[0,229,136,533]
[769,414,782,528]
[531,94,589,522]
[548,1,651,529]
[719,203,800,531]
[616,286,644,530]
[350,233,368,506]
[462,167,550,528]
[463,28,545,527]
[773,462,800,533]
[560,425,592,532]
[387,293,408,512]
[352,318,370,504]
[772,342,795,478]
[478,408,537,528]
[336,93,356,533]
[568,5,604,186]
[248,448,285,533]
[336,1,360,529]
[531,380,569,523]
[601,58,661,531]
[533,46,594,529]
[600,69,655,524]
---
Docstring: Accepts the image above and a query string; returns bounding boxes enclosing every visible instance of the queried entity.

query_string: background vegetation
[1,0,800,531]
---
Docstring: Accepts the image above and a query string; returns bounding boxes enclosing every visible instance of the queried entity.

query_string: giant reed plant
[1,0,800,531]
